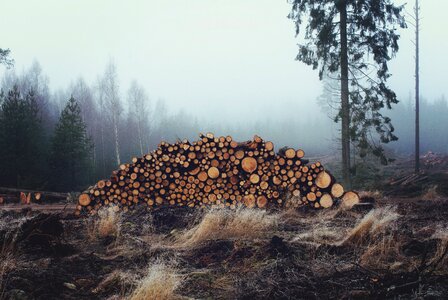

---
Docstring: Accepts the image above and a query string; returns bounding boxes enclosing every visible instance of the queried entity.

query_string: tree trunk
[113,114,121,166]
[415,0,420,173]
[339,0,351,188]
[137,119,144,157]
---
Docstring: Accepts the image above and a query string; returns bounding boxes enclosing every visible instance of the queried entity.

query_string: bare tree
[94,76,107,177]
[414,0,421,173]
[127,80,151,156]
[101,61,122,166]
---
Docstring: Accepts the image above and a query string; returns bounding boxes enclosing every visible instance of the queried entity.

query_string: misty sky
[1,0,447,121]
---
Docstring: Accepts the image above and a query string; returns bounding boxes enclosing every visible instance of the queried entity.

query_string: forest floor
[1,170,447,299]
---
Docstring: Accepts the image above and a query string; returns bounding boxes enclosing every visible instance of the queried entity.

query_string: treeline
[0,61,338,193]
[1,60,445,192]
[0,61,192,191]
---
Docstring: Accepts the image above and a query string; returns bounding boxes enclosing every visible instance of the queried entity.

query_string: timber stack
[76,134,359,215]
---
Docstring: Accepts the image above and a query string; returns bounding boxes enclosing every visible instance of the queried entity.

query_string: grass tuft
[176,208,278,248]
[129,261,182,300]
[87,206,122,241]
[422,185,443,201]
[341,206,399,247]
[428,228,448,273]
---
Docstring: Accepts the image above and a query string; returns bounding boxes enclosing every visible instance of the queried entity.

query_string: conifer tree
[289,0,406,187]
[0,85,43,187]
[50,96,93,191]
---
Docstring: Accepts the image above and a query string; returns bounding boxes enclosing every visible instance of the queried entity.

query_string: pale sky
[1,0,447,120]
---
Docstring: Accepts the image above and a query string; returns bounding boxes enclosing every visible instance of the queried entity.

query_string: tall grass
[129,261,182,300]
[176,208,278,248]
[87,206,122,240]
[341,206,400,247]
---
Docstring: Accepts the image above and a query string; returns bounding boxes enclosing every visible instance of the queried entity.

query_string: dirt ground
[0,193,447,299]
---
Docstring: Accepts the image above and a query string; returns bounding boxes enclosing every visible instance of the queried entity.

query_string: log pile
[76,134,359,215]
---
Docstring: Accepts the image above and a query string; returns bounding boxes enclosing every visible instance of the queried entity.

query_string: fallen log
[0,187,68,201]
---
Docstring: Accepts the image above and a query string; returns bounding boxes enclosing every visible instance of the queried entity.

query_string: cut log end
[306,192,317,202]
[331,183,344,198]
[285,148,296,159]
[198,171,208,182]
[319,193,333,208]
[341,191,360,209]
[296,149,305,158]
[256,195,268,208]
[97,180,106,189]
[265,141,274,151]
[316,171,332,189]
[241,157,257,173]
[249,174,260,184]
[207,167,220,179]
[79,194,91,207]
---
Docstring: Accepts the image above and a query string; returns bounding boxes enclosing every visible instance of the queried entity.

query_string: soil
[1,195,447,299]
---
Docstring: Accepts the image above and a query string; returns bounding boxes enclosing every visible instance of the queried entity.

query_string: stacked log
[76,134,359,215]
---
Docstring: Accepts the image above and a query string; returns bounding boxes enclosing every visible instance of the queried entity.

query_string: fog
[1,0,447,157]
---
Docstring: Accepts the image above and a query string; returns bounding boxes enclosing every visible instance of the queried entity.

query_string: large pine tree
[50,96,93,191]
[289,0,406,187]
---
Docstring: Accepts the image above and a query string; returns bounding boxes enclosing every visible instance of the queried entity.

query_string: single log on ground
[341,191,360,209]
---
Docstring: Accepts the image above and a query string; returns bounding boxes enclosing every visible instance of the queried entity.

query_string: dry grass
[128,261,182,300]
[87,206,122,240]
[294,222,345,246]
[422,185,443,201]
[176,208,278,248]
[338,206,405,270]
[0,247,14,300]
[341,206,400,247]
[428,228,448,273]
[0,218,25,300]
[359,190,383,200]
[290,207,351,245]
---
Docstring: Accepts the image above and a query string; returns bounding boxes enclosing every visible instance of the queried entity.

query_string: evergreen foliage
[289,0,407,169]
[0,85,43,187]
[50,96,93,191]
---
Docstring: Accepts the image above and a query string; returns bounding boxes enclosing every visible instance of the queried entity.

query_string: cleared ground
[0,191,447,300]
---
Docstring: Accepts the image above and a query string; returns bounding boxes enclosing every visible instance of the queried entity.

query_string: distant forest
[0,61,447,192]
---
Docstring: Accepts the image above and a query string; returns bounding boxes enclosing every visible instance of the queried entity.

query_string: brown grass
[0,219,24,300]
[128,261,182,300]
[422,185,443,201]
[176,208,278,248]
[294,222,345,246]
[341,206,400,247]
[359,190,383,199]
[87,206,122,240]
[290,207,352,246]
[0,246,14,300]
[428,228,448,273]
[338,206,406,270]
